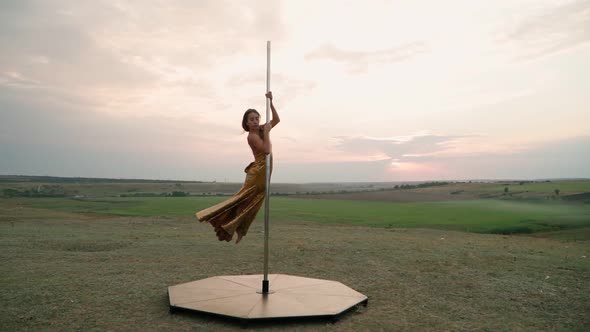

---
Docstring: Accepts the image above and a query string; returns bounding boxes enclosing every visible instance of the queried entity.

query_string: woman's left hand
[265,91,273,100]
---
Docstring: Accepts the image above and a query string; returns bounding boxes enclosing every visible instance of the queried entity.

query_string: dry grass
[1,202,589,331]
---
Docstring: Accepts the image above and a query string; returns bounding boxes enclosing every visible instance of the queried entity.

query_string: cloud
[304,42,429,73]
[97,0,285,69]
[0,1,157,90]
[333,134,466,160]
[278,136,590,182]
[497,0,590,60]
[426,136,590,180]
[0,0,287,113]
[0,71,41,88]
[0,83,243,177]
[275,158,394,183]
[2,1,588,183]
[226,72,316,105]
[0,0,289,181]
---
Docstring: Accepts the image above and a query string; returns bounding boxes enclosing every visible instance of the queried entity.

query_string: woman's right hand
[263,123,272,134]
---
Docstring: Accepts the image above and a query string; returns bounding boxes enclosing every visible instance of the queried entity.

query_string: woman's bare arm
[248,128,272,154]
[266,91,280,128]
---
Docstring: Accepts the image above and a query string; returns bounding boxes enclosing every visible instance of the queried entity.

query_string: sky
[1,0,589,183]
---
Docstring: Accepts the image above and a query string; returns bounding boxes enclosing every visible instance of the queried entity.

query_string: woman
[196,91,280,243]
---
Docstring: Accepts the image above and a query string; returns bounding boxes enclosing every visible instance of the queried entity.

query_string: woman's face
[247,112,260,131]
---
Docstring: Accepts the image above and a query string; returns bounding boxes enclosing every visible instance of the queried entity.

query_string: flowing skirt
[195,154,272,243]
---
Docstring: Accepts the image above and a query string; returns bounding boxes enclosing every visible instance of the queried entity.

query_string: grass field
[1,203,589,331]
[15,196,590,235]
[1,179,589,330]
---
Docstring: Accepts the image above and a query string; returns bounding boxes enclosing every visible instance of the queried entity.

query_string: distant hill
[0,175,206,184]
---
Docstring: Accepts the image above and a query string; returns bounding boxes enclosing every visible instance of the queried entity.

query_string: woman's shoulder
[247,131,259,142]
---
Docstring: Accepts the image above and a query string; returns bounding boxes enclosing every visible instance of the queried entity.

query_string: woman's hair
[242,108,260,132]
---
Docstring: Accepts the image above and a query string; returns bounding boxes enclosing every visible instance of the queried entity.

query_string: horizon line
[1,174,588,184]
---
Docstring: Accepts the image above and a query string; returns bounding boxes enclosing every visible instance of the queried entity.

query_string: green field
[17,196,590,236]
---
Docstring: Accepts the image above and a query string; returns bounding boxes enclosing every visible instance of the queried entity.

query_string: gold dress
[196,151,272,243]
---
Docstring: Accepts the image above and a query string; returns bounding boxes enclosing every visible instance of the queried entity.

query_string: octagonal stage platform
[168,274,368,322]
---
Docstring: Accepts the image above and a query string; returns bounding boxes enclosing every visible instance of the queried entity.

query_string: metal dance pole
[262,40,271,294]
